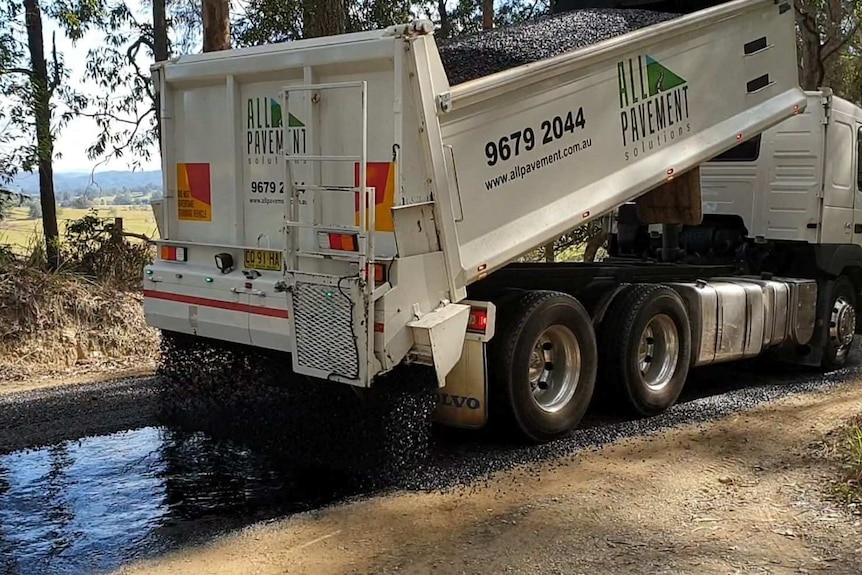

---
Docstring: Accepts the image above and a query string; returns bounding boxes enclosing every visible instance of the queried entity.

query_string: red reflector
[467,309,488,333]
[329,233,343,250]
[374,322,384,333]
[245,282,252,289]
[160,245,187,261]
[373,263,386,284]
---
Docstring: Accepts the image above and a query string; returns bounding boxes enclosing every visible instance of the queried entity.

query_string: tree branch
[0,67,35,77]
[78,111,148,125]
[822,21,862,62]
[49,31,61,92]
[127,37,155,100]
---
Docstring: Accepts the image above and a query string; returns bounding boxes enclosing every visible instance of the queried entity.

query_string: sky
[1,2,162,174]
[3,0,475,175]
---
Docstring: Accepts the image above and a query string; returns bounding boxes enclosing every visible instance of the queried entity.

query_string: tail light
[318,232,359,252]
[467,308,488,334]
[160,245,187,262]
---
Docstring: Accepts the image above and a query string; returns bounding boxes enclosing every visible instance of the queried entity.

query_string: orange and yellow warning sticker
[354,162,396,232]
[177,163,212,222]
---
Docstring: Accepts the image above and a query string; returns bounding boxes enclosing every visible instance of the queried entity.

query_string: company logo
[618,55,691,161]
[435,393,481,410]
[246,97,307,164]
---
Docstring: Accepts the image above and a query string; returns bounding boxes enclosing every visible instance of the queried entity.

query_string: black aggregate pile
[156,332,438,489]
[438,9,679,86]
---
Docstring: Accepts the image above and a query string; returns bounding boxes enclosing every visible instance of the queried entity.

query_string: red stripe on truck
[143,290,289,319]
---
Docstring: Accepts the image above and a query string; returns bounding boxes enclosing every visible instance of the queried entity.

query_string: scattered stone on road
[116,378,862,575]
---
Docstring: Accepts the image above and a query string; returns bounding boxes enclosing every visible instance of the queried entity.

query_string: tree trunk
[153,0,169,62]
[303,0,347,38]
[583,231,608,263]
[152,0,169,152]
[24,0,59,271]
[544,241,555,262]
[795,8,822,90]
[437,0,451,38]
[482,0,494,30]
[202,0,230,52]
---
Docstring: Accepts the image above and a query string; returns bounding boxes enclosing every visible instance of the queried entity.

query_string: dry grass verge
[0,212,159,383]
[830,416,862,507]
[0,258,158,381]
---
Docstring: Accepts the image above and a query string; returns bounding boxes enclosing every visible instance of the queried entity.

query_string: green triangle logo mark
[288,113,305,128]
[269,98,283,127]
[646,56,686,96]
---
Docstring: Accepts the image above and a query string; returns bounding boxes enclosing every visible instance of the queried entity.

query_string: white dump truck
[145,0,811,442]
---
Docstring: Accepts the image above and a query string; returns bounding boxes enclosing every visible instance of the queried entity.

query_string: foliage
[0,1,89,183]
[233,0,551,46]
[27,199,41,218]
[795,0,862,96]
[69,195,93,208]
[62,208,152,289]
[112,192,133,205]
[0,188,29,221]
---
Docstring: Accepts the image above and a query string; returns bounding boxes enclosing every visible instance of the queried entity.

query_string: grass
[0,205,158,252]
[832,419,862,505]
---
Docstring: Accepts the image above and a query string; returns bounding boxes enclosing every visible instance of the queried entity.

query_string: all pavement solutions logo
[246,97,307,164]
[618,55,691,161]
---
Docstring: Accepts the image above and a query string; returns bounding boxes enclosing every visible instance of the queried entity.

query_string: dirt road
[113,379,862,575]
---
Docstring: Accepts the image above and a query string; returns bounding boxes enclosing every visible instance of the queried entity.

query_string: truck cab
[702,91,862,248]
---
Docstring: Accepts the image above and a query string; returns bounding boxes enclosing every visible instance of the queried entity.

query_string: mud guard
[435,338,489,428]
[407,303,471,387]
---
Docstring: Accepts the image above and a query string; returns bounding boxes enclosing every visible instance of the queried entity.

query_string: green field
[0,205,159,252]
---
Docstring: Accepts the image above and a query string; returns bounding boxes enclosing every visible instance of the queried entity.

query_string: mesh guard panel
[292,281,360,379]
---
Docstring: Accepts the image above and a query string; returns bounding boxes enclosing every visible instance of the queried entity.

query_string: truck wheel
[598,284,691,416]
[490,291,597,443]
[822,276,857,370]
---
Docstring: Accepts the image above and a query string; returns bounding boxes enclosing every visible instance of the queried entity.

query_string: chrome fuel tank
[668,277,816,367]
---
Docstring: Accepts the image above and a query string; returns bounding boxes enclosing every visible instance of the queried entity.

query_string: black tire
[489,291,597,443]
[822,276,857,370]
[598,284,691,416]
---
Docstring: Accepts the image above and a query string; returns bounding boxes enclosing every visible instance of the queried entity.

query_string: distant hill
[9,170,163,196]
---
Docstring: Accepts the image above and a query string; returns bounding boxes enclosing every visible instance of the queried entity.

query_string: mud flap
[407,303,470,387]
[435,338,489,428]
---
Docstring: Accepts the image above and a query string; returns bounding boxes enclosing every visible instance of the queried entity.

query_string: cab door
[820,110,856,244]
[854,125,862,247]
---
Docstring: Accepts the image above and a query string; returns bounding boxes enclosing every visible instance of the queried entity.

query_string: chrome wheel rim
[637,314,679,392]
[830,296,856,361]
[528,325,581,413]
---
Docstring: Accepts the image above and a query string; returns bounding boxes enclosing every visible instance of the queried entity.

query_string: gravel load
[438,9,679,86]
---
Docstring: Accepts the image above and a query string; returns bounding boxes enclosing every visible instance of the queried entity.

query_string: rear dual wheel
[598,284,692,416]
[489,285,692,443]
[490,291,597,443]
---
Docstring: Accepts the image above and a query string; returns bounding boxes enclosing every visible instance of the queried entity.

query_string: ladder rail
[281,80,376,384]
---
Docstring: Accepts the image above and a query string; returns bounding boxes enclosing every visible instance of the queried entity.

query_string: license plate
[243,249,282,271]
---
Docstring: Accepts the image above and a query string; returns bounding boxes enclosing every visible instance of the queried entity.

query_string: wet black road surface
[0,355,859,575]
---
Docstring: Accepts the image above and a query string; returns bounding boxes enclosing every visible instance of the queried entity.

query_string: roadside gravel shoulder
[0,364,155,396]
[117,378,862,575]
[0,375,158,454]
